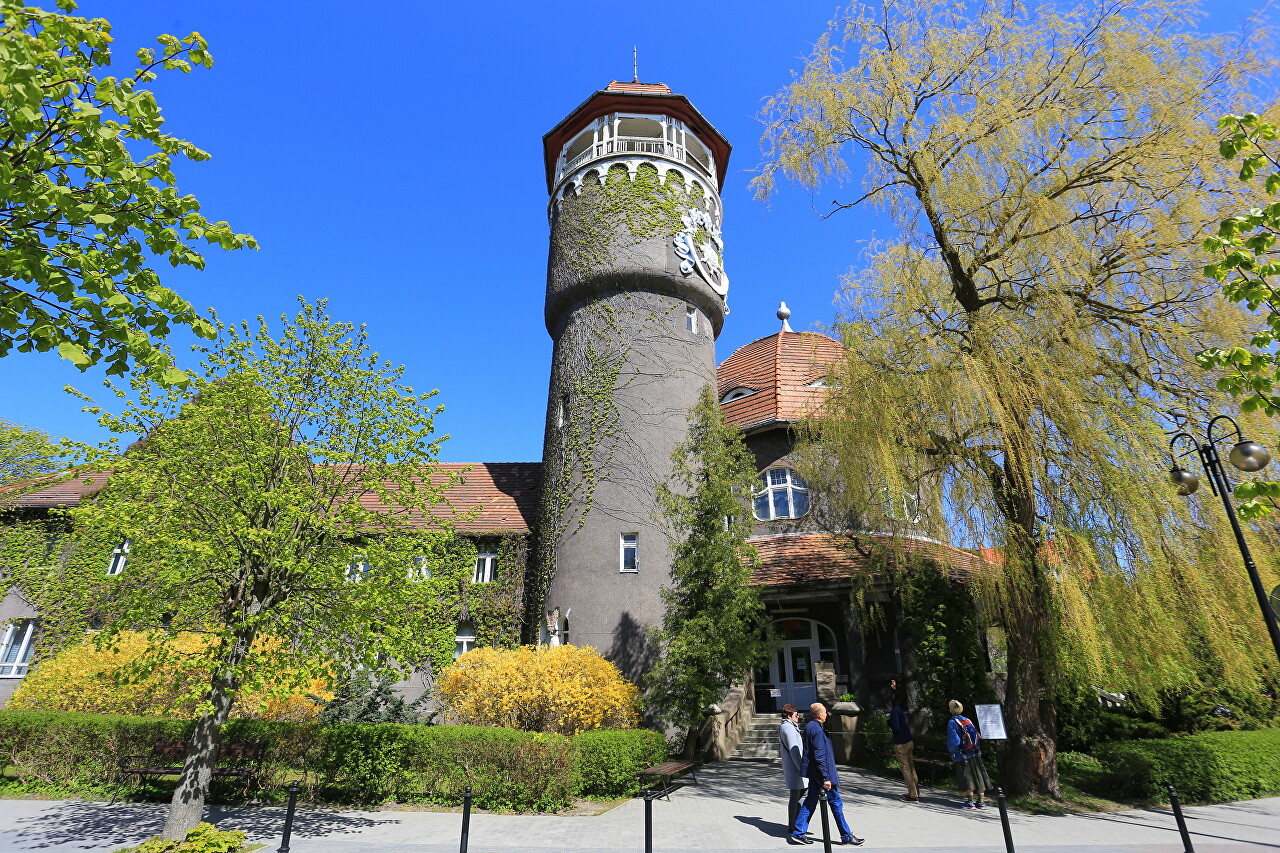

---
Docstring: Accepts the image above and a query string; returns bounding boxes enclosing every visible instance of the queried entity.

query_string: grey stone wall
[538,167,725,682]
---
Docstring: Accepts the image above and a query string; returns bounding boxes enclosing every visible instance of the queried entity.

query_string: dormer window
[721,387,757,404]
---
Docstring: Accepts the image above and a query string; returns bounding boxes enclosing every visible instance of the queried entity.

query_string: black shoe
[788,835,814,845]
[841,836,864,846]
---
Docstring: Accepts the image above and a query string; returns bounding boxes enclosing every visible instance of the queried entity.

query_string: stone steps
[729,713,785,760]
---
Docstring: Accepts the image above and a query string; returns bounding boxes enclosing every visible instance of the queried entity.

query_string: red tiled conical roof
[716,331,844,430]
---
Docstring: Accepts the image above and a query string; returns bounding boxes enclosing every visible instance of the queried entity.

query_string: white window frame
[721,387,757,403]
[753,468,811,521]
[106,538,130,576]
[454,621,477,659]
[473,550,498,584]
[346,556,370,583]
[882,488,923,524]
[411,555,431,581]
[620,533,639,573]
[0,620,37,678]
[685,304,698,334]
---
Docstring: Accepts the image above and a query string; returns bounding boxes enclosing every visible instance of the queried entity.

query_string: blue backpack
[954,715,981,755]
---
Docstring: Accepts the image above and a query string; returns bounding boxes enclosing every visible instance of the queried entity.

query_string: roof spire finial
[633,46,638,83]
[777,301,793,333]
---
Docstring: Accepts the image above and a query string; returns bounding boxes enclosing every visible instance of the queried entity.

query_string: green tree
[755,0,1278,795]
[11,300,458,838]
[645,386,767,751]
[0,418,62,485]
[1201,111,1280,518]
[0,0,255,383]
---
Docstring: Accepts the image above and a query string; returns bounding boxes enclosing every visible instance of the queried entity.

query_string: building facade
[0,80,994,720]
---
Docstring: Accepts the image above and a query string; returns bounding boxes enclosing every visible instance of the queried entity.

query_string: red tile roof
[716,331,844,430]
[359,463,542,534]
[0,470,110,507]
[3,464,543,535]
[750,533,993,587]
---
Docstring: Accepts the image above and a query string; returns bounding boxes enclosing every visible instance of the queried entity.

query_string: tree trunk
[991,448,1060,798]
[1001,588,1059,797]
[162,626,255,839]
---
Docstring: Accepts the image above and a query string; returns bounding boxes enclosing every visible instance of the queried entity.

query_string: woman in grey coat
[778,703,807,834]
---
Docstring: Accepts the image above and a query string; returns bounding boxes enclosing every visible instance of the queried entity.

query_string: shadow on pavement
[1074,809,1280,849]
[10,801,396,849]
[733,815,790,838]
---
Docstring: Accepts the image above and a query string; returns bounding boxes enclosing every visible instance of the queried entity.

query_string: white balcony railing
[557,136,714,186]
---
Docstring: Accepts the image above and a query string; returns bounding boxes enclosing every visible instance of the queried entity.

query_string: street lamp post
[1168,415,1280,666]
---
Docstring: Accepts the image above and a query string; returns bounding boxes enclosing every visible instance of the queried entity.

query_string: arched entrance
[768,618,839,709]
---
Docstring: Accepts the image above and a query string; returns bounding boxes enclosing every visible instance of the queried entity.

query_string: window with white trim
[106,539,130,576]
[685,304,698,334]
[753,469,810,520]
[720,387,756,403]
[473,550,498,583]
[0,620,37,678]
[882,488,923,523]
[411,555,431,581]
[346,557,370,582]
[620,533,638,573]
[454,621,476,658]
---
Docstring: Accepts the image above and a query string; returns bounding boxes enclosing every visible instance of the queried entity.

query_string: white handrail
[556,135,715,186]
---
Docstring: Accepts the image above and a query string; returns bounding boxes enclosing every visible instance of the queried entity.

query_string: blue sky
[2,0,1274,463]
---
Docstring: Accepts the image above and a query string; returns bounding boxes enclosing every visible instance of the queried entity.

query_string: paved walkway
[0,760,1275,852]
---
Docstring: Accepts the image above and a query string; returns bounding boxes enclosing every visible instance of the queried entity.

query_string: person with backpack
[946,699,991,810]
[887,680,919,802]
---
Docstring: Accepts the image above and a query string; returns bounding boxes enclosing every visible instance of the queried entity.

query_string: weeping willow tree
[754,0,1280,796]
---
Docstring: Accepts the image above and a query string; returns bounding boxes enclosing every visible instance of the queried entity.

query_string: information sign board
[974,703,1007,740]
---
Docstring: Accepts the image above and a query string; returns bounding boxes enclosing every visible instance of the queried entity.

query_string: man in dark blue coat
[790,702,864,846]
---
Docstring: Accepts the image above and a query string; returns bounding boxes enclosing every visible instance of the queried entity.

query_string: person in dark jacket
[790,702,864,846]
[887,681,919,802]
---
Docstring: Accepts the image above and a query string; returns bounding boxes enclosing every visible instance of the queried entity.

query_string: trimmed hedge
[572,728,667,798]
[1095,728,1280,803]
[0,710,660,810]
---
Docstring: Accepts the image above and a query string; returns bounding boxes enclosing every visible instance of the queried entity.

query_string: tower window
[559,394,568,429]
[474,550,498,583]
[685,305,698,334]
[620,533,639,573]
[0,620,36,678]
[106,539,130,576]
[753,469,810,520]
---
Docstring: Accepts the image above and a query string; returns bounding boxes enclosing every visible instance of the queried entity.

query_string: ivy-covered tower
[534,81,732,679]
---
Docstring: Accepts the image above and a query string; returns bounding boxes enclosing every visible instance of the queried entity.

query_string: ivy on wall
[551,163,709,281]
[848,553,994,725]
[0,506,530,685]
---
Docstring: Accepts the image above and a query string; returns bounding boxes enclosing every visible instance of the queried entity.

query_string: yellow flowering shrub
[436,644,639,735]
[8,632,330,721]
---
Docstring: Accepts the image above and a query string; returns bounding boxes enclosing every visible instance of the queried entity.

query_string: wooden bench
[638,760,698,800]
[910,735,953,787]
[118,740,266,788]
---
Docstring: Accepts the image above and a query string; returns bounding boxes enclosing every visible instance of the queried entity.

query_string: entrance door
[779,642,817,708]
[767,618,840,710]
